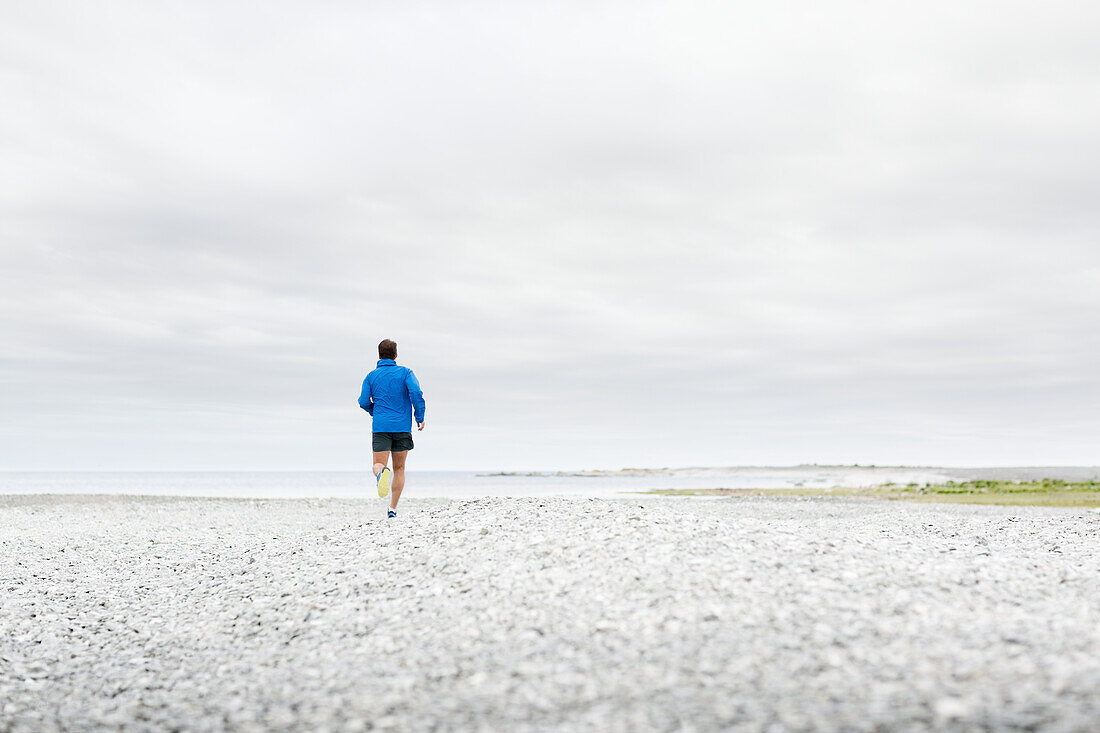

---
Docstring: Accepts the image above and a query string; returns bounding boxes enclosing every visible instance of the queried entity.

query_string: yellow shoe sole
[376,467,391,498]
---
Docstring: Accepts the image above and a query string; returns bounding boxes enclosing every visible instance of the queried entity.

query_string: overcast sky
[2,1,1098,471]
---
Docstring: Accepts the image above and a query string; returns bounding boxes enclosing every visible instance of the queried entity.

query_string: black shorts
[373,432,414,452]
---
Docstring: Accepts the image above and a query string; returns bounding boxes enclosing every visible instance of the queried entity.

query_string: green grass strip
[633,480,1100,507]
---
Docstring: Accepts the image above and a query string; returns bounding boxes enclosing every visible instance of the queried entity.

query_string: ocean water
[0,470,786,499]
[2,466,1095,499]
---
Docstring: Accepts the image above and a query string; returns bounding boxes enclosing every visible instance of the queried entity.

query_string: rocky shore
[2,495,1098,731]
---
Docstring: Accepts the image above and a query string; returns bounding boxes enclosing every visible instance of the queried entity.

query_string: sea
[2,466,1096,499]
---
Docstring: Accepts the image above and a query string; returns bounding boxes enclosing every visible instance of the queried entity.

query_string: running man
[358,339,425,518]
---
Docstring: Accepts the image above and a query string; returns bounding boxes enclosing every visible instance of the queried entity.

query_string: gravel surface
[2,495,1098,731]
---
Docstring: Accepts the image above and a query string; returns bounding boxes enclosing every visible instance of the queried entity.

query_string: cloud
[1,1,1098,470]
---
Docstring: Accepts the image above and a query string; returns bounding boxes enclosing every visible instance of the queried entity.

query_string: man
[358,339,425,518]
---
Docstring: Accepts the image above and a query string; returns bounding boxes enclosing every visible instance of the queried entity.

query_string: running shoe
[376,467,392,498]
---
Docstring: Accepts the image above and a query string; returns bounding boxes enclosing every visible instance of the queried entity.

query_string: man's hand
[417,422,425,431]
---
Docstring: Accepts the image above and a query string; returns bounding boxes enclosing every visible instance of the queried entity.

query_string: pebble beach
[2,495,1098,731]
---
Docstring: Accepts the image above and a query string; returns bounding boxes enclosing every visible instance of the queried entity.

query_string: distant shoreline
[3,467,1099,501]
[480,465,1100,481]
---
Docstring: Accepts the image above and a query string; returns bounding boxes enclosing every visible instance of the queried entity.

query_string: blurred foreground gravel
[1,495,1098,731]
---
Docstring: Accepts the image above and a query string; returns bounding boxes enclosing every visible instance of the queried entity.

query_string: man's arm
[406,369,425,428]
[358,377,373,414]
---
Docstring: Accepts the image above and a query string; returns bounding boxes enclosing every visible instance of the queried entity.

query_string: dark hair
[378,339,397,360]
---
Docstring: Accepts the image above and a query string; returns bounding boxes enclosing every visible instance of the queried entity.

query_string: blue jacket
[358,359,425,433]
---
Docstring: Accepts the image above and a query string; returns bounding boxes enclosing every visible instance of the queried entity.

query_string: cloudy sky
[2,1,1098,471]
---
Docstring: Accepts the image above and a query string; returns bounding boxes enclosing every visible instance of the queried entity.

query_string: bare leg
[372,451,390,481]
[390,450,408,509]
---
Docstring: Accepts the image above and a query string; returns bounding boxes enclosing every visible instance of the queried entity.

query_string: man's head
[378,339,397,360]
